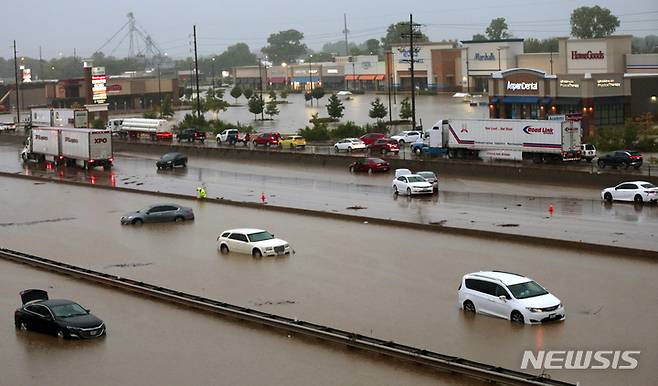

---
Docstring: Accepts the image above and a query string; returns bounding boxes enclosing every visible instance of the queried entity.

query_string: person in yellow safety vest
[196,186,207,199]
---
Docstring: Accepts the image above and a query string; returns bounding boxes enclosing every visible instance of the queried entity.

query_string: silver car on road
[120,204,195,225]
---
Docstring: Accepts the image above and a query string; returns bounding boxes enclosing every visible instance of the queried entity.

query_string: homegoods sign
[566,41,607,74]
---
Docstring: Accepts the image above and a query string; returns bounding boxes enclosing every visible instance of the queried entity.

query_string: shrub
[298,122,330,141]
[330,121,365,139]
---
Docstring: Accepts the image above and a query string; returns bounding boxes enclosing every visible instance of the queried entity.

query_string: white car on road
[217,228,290,257]
[458,271,565,325]
[390,131,421,144]
[601,181,658,204]
[392,174,434,195]
[334,138,366,152]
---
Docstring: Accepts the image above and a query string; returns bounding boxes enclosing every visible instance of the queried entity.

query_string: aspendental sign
[506,81,538,91]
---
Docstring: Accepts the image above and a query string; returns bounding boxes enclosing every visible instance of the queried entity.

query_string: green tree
[632,35,658,54]
[471,33,487,41]
[326,93,345,120]
[279,89,289,99]
[269,89,277,101]
[206,96,230,120]
[305,52,333,62]
[368,97,388,122]
[261,29,308,64]
[243,88,254,99]
[524,38,559,53]
[486,18,510,40]
[265,98,280,119]
[311,86,325,106]
[365,38,381,56]
[161,95,174,118]
[230,85,243,103]
[623,120,639,148]
[214,43,258,68]
[570,6,620,39]
[399,97,412,120]
[381,22,430,50]
[248,94,264,119]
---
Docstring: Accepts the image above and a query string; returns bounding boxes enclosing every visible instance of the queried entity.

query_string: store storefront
[488,68,555,120]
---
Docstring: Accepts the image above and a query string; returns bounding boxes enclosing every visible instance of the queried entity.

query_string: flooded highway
[1,177,656,385]
[0,259,477,386]
[1,143,657,251]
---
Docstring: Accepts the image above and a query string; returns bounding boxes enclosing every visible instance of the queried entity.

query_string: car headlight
[265,247,274,251]
[526,307,543,313]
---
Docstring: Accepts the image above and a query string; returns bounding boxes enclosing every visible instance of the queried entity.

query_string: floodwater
[0,260,475,386]
[2,143,657,251]
[1,177,656,386]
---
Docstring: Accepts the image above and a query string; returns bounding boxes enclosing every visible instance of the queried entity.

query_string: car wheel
[414,147,422,155]
[624,162,630,169]
[349,166,355,173]
[634,194,644,205]
[347,147,352,152]
[265,142,270,147]
[368,167,373,174]
[334,146,339,153]
[174,216,184,223]
[393,185,399,195]
[290,144,296,150]
[463,300,476,313]
[604,192,613,202]
[56,329,67,339]
[399,139,405,144]
[132,218,143,225]
[634,165,641,170]
[382,149,387,154]
[216,139,221,144]
[252,248,262,258]
[220,244,229,254]
[406,187,412,196]
[177,138,181,143]
[182,162,187,168]
[597,160,606,169]
[510,311,525,324]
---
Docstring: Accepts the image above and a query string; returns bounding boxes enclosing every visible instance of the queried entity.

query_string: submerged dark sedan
[156,152,188,169]
[14,289,105,339]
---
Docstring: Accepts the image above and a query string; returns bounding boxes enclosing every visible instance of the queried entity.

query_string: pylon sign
[91,67,107,104]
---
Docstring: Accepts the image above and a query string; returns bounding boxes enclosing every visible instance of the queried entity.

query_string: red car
[348,157,390,173]
[360,133,386,145]
[253,132,281,147]
[368,138,399,154]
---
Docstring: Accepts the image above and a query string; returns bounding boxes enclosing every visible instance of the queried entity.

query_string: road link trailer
[21,127,113,169]
[106,118,173,141]
[427,118,582,162]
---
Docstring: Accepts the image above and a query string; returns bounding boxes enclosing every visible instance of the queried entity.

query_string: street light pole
[258,59,264,120]
[157,61,162,117]
[193,25,201,119]
[211,57,216,88]
[409,14,417,130]
[13,40,20,126]
[308,55,313,106]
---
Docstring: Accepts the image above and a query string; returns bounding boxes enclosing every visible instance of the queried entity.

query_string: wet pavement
[0,260,474,386]
[1,143,657,251]
[1,177,656,386]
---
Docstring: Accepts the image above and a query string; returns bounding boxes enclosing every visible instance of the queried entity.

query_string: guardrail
[0,247,576,386]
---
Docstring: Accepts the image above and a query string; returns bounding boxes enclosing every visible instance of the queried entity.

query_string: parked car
[360,133,386,146]
[253,132,281,147]
[156,152,188,169]
[581,143,597,162]
[0,122,17,132]
[14,289,106,339]
[177,128,206,143]
[597,150,643,169]
[392,174,434,195]
[120,204,195,224]
[458,271,565,325]
[417,171,439,191]
[390,131,421,144]
[368,138,399,154]
[216,129,247,145]
[601,181,658,204]
[279,135,306,149]
[334,138,366,152]
[217,228,290,257]
[349,157,390,173]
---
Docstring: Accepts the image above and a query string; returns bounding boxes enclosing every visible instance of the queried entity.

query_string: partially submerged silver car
[120,204,194,225]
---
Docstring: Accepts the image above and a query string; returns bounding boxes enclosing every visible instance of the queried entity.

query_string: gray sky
[4,0,657,59]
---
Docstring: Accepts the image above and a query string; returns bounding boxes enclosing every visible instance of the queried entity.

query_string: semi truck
[106,118,173,141]
[21,127,113,169]
[29,108,88,128]
[412,118,581,162]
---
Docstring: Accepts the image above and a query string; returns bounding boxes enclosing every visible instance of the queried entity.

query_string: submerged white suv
[458,271,565,324]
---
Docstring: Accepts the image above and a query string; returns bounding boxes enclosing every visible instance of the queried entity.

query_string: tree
[570,6,620,39]
[161,95,174,118]
[524,38,559,53]
[206,95,230,119]
[486,18,510,40]
[326,93,345,120]
[261,29,308,64]
[399,97,412,120]
[265,98,280,119]
[243,88,254,99]
[279,89,289,100]
[214,43,257,68]
[305,52,333,62]
[269,89,277,101]
[381,22,430,50]
[368,97,388,121]
[248,95,264,120]
[365,38,381,56]
[230,85,243,103]
[632,35,658,53]
[471,33,487,41]
[311,86,325,106]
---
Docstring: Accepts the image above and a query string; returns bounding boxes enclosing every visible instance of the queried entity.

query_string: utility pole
[343,14,349,56]
[387,72,392,123]
[401,14,421,130]
[258,59,264,119]
[193,25,201,119]
[39,46,43,81]
[308,55,313,106]
[157,62,162,117]
[13,40,20,126]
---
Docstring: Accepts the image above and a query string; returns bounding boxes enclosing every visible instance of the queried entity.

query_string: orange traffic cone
[548,203,554,216]
[261,192,266,204]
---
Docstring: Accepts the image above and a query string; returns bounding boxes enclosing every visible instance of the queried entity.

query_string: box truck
[21,127,113,169]
[29,108,88,128]
[412,118,581,162]
[106,118,173,141]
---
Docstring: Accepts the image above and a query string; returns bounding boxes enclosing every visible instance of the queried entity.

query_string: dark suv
[177,128,206,143]
[597,150,643,169]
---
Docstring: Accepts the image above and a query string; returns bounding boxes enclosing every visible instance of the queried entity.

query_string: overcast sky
[4,0,657,59]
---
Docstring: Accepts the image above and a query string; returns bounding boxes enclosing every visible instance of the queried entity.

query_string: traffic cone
[261,192,266,204]
[548,203,554,216]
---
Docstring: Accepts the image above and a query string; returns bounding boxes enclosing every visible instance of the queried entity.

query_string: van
[581,144,597,162]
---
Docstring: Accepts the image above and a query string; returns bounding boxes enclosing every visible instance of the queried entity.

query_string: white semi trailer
[29,108,88,128]
[106,118,173,141]
[21,127,113,169]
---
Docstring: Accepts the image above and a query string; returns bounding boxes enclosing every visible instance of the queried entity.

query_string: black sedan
[14,289,106,339]
[156,152,188,169]
[597,150,643,169]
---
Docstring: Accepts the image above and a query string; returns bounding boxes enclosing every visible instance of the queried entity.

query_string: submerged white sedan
[217,228,291,257]
[601,181,658,205]
[392,174,434,196]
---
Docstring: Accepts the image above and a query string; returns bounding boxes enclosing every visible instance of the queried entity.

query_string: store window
[593,103,625,125]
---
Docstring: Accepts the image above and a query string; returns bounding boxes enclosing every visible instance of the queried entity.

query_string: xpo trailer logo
[521,350,640,370]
